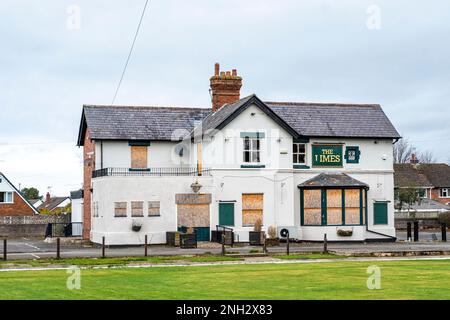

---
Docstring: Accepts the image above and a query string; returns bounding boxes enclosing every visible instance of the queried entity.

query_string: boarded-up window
[177,204,210,227]
[131,146,148,168]
[303,190,321,225]
[148,201,160,216]
[345,189,361,225]
[327,189,342,225]
[242,194,263,227]
[114,202,127,217]
[131,201,143,217]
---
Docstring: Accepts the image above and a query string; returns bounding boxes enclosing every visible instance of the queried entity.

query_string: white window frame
[293,143,307,165]
[243,137,261,164]
[0,192,13,204]
[440,188,450,198]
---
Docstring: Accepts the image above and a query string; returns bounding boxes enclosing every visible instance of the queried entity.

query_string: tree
[20,187,42,200]
[418,150,436,164]
[394,137,436,164]
[395,186,421,219]
[393,137,416,164]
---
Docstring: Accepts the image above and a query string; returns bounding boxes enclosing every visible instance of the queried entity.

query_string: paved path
[2,237,450,260]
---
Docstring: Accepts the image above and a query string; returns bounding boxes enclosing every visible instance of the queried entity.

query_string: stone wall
[0,215,69,238]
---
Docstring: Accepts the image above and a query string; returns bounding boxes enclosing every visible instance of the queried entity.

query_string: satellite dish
[174,143,189,157]
[280,228,289,238]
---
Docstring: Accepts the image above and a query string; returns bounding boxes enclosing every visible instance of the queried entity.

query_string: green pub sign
[312,144,343,167]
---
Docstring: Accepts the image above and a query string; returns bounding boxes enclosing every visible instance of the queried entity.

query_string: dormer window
[0,192,13,204]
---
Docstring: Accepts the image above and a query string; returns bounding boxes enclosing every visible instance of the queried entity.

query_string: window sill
[148,215,161,217]
[241,164,266,168]
[293,165,310,169]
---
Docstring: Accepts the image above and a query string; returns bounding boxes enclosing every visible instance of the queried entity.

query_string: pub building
[78,64,399,245]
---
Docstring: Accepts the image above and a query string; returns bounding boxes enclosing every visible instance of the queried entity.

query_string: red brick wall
[430,188,450,205]
[83,129,95,240]
[0,192,35,216]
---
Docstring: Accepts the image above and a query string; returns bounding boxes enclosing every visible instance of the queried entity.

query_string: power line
[111,0,150,105]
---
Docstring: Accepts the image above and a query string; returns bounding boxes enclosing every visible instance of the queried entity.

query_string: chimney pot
[410,153,419,164]
[46,192,51,203]
[214,63,220,76]
[232,69,237,76]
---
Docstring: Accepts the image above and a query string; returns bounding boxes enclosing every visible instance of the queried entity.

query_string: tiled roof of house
[297,173,369,188]
[28,199,41,205]
[394,163,450,188]
[266,101,400,139]
[38,197,69,212]
[70,189,83,200]
[78,94,400,145]
[395,198,450,211]
[78,105,211,144]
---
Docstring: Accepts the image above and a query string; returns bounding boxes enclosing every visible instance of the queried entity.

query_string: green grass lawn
[0,255,242,268]
[0,259,449,300]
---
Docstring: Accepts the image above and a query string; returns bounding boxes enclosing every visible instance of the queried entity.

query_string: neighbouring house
[29,199,43,209]
[0,172,39,216]
[77,63,400,245]
[38,192,71,214]
[394,160,450,206]
[70,189,84,236]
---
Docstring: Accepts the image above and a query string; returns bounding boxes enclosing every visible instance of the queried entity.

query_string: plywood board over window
[177,204,210,227]
[148,201,160,216]
[345,189,360,225]
[327,189,342,225]
[114,202,127,217]
[131,146,148,168]
[242,194,263,227]
[303,189,321,225]
[131,201,144,217]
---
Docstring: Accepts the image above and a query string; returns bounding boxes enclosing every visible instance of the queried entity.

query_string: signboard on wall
[312,144,343,167]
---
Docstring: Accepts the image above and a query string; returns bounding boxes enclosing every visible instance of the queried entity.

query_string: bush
[253,218,262,232]
[267,226,277,239]
[438,212,450,225]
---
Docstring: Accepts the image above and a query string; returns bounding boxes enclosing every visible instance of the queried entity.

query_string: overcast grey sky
[0,0,449,196]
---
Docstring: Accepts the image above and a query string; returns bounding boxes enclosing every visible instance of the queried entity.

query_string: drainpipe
[364,191,397,241]
[100,140,104,169]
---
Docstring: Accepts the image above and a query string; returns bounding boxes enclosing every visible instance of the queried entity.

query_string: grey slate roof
[78,105,211,145]
[394,163,450,188]
[395,198,450,211]
[78,94,400,145]
[266,101,400,138]
[38,197,70,212]
[70,189,83,200]
[298,173,369,188]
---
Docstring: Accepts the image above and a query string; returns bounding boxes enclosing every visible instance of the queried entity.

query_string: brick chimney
[410,153,419,164]
[210,63,242,112]
[45,192,51,203]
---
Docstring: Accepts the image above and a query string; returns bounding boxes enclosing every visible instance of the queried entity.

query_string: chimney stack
[46,192,51,203]
[210,63,242,112]
[410,154,419,164]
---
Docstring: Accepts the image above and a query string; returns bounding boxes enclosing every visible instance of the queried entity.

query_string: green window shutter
[345,146,360,164]
[240,132,265,139]
[374,202,388,225]
[219,203,235,226]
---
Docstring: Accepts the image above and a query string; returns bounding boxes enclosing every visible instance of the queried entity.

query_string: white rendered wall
[71,198,83,223]
[95,141,185,169]
[91,176,213,245]
[202,104,293,169]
